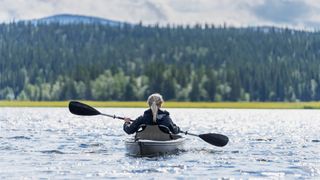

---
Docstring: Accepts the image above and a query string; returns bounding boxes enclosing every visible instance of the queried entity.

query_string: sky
[0,0,319,30]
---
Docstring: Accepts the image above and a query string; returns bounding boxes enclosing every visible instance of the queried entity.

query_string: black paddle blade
[69,101,101,116]
[199,133,229,147]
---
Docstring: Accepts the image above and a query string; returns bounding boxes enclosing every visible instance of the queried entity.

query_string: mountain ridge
[28,14,126,26]
[23,14,307,33]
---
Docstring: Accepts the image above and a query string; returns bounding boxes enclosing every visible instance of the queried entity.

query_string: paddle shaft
[179,130,199,137]
[100,113,210,140]
[101,113,124,119]
[103,114,204,138]
[100,113,134,122]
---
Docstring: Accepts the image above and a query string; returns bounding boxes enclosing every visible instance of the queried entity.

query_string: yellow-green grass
[1,100,320,109]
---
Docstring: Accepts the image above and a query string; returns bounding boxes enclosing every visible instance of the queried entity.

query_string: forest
[1,22,320,101]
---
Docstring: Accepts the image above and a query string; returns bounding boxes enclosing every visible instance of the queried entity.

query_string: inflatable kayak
[125,125,185,156]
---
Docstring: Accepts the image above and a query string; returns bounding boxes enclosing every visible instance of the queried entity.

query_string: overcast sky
[0,0,319,29]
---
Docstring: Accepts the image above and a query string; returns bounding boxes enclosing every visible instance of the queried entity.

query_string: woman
[123,93,180,134]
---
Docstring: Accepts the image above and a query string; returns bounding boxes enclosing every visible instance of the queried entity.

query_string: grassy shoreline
[1,100,320,109]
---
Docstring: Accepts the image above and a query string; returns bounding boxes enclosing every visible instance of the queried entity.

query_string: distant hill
[28,14,126,26]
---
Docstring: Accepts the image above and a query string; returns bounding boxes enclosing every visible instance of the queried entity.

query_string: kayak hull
[125,136,185,156]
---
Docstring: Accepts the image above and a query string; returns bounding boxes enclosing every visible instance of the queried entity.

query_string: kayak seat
[135,125,172,141]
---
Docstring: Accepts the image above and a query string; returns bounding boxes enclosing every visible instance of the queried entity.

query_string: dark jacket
[123,109,180,134]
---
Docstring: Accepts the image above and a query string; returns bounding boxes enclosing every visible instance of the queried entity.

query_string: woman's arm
[123,116,144,134]
[166,116,180,134]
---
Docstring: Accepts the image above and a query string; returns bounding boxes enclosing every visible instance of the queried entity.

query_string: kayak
[125,135,185,156]
[125,125,185,156]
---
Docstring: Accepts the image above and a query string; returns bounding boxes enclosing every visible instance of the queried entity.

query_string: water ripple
[0,108,319,179]
[7,136,31,140]
[40,150,65,154]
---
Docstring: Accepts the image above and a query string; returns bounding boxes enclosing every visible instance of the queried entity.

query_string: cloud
[251,0,311,24]
[144,1,168,22]
[0,0,319,29]
[169,0,215,13]
[0,0,172,24]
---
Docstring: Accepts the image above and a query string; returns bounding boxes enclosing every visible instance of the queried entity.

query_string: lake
[0,107,319,179]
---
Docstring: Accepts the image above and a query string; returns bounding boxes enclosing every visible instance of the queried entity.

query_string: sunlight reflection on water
[0,107,319,178]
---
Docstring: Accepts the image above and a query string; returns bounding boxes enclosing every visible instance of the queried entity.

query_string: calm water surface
[0,107,319,179]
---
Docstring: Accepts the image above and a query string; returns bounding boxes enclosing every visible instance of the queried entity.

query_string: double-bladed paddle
[68,101,229,147]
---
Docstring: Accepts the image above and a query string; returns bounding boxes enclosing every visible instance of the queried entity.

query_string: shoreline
[0,101,320,109]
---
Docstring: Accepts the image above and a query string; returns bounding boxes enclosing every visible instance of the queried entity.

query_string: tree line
[1,22,320,101]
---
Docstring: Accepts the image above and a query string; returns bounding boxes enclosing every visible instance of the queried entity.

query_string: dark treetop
[1,22,320,101]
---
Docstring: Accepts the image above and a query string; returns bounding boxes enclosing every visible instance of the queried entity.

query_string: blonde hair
[147,93,164,123]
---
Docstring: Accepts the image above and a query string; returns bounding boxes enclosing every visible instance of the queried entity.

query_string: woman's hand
[124,117,131,124]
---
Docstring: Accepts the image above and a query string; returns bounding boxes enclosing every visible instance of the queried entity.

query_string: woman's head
[147,93,164,108]
[147,93,164,123]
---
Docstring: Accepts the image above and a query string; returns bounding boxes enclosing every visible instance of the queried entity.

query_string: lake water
[0,107,319,179]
